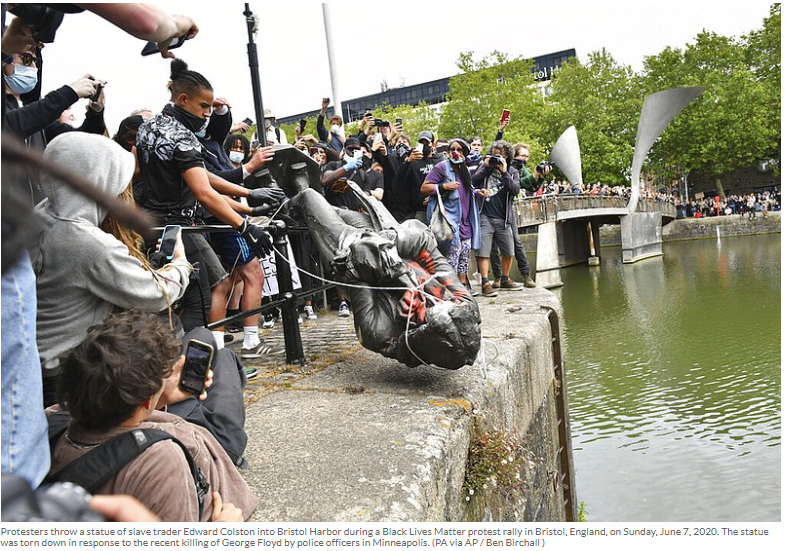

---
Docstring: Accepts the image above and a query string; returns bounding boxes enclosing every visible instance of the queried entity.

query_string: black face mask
[422,144,432,157]
[361,156,372,170]
[164,102,208,134]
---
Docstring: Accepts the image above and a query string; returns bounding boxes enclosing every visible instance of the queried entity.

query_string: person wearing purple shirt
[422,139,489,290]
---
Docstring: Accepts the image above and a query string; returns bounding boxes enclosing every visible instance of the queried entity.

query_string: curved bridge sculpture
[524,88,701,288]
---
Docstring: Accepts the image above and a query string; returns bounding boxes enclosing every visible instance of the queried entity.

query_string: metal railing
[513,194,676,227]
[153,222,332,365]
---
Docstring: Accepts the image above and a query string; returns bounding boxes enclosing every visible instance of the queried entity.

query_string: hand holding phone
[141,34,188,57]
[157,225,182,261]
[179,339,214,395]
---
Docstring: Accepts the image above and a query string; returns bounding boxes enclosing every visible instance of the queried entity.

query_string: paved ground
[224,287,563,522]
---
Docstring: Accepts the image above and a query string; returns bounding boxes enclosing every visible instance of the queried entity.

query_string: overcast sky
[35,1,774,133]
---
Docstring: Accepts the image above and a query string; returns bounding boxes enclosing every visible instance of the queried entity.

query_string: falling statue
[248,146,482,370]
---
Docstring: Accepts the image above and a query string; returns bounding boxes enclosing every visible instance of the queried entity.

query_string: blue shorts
[210,231,255,267]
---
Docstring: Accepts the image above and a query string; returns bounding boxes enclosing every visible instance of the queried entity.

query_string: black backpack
[46,411,209,519]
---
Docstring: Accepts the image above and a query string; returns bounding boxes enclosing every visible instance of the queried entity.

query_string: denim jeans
[1,253,50,488]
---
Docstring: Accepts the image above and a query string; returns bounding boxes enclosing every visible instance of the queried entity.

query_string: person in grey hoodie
[29,133,193,406]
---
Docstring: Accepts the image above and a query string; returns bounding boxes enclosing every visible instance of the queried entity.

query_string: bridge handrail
[513,193,676,226]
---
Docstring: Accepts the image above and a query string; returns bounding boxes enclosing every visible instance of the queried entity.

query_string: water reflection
[559,234,781,521]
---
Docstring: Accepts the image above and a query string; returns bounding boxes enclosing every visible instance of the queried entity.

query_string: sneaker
[298,315,303,325]
[338,301,351,317]
[244,366,258,380]
[262,314,274,329]
[500,279,523,291]
[304,305,318,320]
[492,279,501,289]
[522,274,537,288]
[481,282,499,297]
[241,342,273,359]
[224,333,235,344]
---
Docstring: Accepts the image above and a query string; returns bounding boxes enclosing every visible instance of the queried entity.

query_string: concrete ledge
[238,289,568,522]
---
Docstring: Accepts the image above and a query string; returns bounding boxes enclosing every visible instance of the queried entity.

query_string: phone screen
[159,225,181,260]
[180,340,214,395]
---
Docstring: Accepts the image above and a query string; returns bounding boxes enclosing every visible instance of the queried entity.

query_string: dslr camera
[536,161,553,174]
[1,475,104,522]
[486,154,505,167]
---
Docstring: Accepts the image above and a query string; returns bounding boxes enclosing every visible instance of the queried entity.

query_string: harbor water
[553,234,781,521]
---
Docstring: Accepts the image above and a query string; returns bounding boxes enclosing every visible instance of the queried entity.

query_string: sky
[31,1,775,133]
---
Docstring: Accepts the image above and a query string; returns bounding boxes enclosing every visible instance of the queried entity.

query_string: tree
[438,51,546,156]
[642,21,780,197]
[543,49,643,185]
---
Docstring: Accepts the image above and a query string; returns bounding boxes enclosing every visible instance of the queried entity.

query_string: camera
[536,161,553,173]
[8,4,65,44]
[1,475,104,522]
[486,154,505,167]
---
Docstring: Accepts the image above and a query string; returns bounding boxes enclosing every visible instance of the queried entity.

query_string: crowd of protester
[2,3,778,524]
[2,3,553,522]
[680,191,781,218]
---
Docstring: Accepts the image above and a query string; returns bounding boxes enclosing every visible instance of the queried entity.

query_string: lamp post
[243,4,267,147]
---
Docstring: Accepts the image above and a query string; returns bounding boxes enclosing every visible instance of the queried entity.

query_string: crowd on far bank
[680,190,781,219]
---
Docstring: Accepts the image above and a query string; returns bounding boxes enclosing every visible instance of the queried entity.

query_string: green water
[552,234,781,522]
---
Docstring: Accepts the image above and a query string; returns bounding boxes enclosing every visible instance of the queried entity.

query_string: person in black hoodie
[394,130,438,224]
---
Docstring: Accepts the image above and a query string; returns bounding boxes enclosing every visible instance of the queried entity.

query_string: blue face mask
[4,64,38,95]
[229,151,245,164]
[194,128,207,138]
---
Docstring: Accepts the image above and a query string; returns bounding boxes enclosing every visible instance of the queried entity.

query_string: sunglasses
[309,148,323,155]
[449,147,464,152]
[19,52,36,67]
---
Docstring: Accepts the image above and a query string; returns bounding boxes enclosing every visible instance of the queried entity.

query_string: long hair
[100,184,150,268]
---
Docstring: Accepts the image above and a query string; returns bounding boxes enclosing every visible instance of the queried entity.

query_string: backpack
[46,411,209,520]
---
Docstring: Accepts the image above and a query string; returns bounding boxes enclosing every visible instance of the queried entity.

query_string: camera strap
[48,415,207,520]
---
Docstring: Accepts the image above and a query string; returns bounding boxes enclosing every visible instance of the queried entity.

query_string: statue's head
[410,301,481,370]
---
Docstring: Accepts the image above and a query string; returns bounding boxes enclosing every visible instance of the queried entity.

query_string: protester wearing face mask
[135,59,276,332]
[2,52,106,146]
[316,97,345,152]
[262,108,287,146]
[485,142,551,290]
[395,130,438,224]
[421,138,488,290]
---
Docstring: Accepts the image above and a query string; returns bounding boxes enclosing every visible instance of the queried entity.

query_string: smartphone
[158,225,181,261]
[243,117,253,126]
[299,118,307,131]
[500,109,511,124]
[179,339,214,395]
[90,80,104,102]
[395,117,403,127]
[415,143,424,153]
[141,34,188,56]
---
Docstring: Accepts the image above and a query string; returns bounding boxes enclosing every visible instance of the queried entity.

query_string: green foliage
[642,21,780,186]
[543,49,642,185]
[279,114,322,147]
[578,501,589,522]
[440,51,546,155]
[463,425,537,503]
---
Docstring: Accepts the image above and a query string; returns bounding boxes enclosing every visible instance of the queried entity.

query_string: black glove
[247,187,285,208]
[249,203,273,216]
[238,220,273,257]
